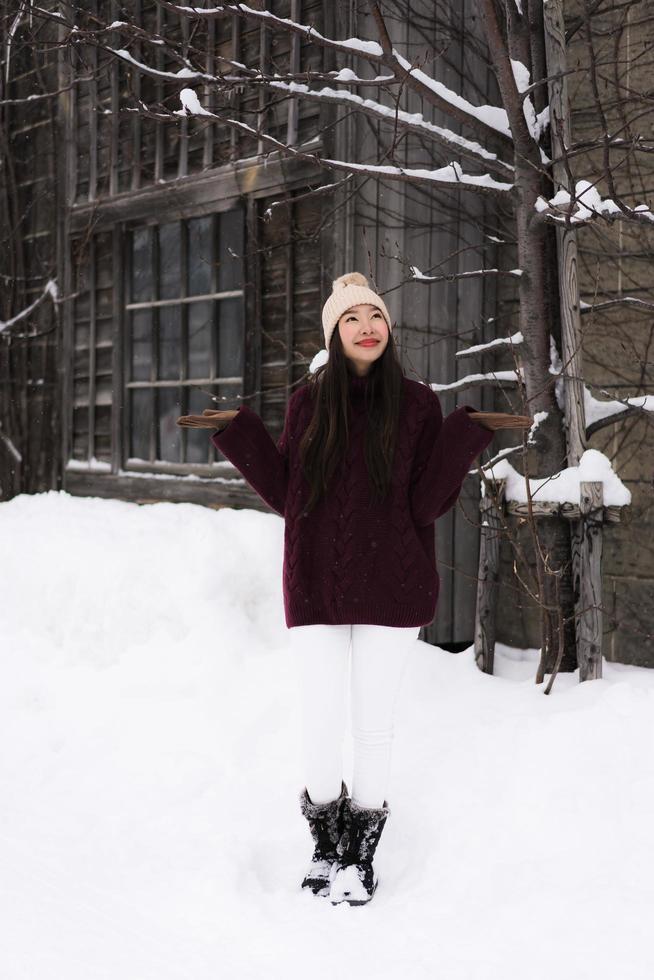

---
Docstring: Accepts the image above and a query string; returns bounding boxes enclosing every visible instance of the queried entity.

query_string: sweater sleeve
[409,394,494,527]
[210,393,301,518]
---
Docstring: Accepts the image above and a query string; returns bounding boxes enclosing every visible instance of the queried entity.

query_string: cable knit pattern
[329,411,362,606]
[382,396,432,605]
[211,373,493,628]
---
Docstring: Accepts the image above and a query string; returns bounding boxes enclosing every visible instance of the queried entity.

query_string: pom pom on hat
[321,271,392,351]
[332,272,369,290]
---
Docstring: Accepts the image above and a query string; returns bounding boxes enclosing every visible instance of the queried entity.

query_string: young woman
[177,272,531,907]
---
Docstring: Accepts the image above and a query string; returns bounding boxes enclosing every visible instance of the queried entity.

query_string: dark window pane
[217,297,244,376]
[217,209,244,291]
[131,227,153,303]
[130,388,153,460]
[188,300,212,379]
[131,310,151,381]
[159,221,181,300]
[158,387,182,462]
[188,216,213,296]
[186,387,212,464]
[209,382,242,463]
[159,305,181,380]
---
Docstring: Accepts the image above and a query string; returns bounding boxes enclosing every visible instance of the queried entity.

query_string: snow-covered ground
[2,490,654,980]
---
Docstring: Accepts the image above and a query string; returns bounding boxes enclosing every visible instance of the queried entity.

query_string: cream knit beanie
[321,272,392,351]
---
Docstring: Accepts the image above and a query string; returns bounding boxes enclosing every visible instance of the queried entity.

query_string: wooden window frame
[122,207,246,476]
[60,0,326,496]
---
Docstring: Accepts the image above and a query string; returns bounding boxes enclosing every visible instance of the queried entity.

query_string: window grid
[72,0,305,204]
[124,209,245,471]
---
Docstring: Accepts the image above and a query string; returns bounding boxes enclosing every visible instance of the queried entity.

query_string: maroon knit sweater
[211,372,494,629]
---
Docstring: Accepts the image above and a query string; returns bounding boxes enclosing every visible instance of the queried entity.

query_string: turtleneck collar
[347,371,372,397]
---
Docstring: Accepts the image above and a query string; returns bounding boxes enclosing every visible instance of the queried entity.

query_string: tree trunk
[515,175,578,675]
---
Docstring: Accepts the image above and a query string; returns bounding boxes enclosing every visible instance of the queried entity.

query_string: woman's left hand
[467,411,534,431]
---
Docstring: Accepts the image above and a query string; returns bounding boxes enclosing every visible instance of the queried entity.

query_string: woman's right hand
[176,409,238,429]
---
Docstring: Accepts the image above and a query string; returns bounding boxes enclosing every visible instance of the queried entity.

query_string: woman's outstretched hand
[176,408,238,430]
[467,411,533,431]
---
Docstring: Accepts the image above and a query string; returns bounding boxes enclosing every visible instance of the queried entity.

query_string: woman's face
[336,304,389,374]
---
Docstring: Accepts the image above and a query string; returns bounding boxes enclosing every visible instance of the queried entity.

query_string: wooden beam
[58,0,77,479]
[474,480,505,675]
[286,0,301,146]
[575,481,604,680]
[505,500,622,523]
[69,154,323,233]
[88,236,97,464]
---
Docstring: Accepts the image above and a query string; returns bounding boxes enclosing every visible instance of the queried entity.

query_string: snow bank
[1,491,652,980]
[483,448,631,506]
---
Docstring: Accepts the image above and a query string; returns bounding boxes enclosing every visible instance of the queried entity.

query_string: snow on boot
[299,781,349,897]
[329,796,390,906]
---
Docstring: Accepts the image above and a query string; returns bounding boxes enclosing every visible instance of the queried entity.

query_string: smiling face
[336,303,389,375]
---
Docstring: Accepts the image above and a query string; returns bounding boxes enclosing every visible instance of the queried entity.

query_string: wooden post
[474,480,505,674]
[544,3,609,684]
[575,481,604,680]
[543,0,587,466]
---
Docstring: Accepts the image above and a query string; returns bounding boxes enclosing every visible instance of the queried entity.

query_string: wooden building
[6,2,649,663]
[1,1,499,650]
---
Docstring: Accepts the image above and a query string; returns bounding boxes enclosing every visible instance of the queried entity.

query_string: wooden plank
[58,1,77,482]
[286,0,301,146]
[87,238,97,462]
[474,480,505,674]
[245,196,263,415]
[88,4,98,203]
[155,2,164,183]
[285,198,294,396]
[178,12,189,179]
[576,481,604,680]
[203,14,216,169]
[109,2,120,197]
[505,500,622,523]
[257,18,270,157]
[64,469,262,510]
[229,14,241,161]
[69,155,323,233]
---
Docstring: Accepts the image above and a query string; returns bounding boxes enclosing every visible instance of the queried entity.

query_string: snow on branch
[389,49,512,141]
[410,266,522,284]
[535,179,654,226]
[321,159,513,194]
[482,449,631,507]
[429,370,520,393]
[580,296,654,315]
[584,386,654,436]
[0,279,59,335]
[103,43,511,179]
[121,88,516,198]
[509,58,550,162]
[265,81,514,177]
[106,46,218,83]
[456,331,524,358]
[156,2,387,61]
[155,0,514,148]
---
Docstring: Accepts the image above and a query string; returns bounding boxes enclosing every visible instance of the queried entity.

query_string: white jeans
[289,623,421,809]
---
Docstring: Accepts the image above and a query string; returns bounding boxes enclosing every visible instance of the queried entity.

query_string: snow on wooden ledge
[482,448,631,507]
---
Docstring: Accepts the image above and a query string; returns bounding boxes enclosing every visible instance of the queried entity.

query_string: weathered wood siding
[328,0,503,645]
[0,3,61,497]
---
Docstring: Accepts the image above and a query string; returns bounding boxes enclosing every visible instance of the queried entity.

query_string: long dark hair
[298,320,405,514]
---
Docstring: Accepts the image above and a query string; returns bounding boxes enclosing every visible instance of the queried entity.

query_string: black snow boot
[329,796,390,906]
[299,781,349,897]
